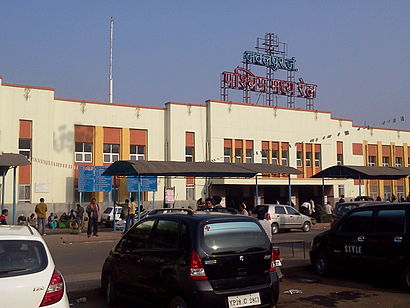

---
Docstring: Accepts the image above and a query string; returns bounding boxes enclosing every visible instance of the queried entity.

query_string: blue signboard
[78,166,112,192]
[127,176,157,192]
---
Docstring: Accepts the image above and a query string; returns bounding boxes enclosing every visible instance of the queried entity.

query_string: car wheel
[169,296,188,308]
[106,275,119,306]
[302,221,311,232]
[402,266,410,289]
[314,253,333,276]
[271,223,279,234]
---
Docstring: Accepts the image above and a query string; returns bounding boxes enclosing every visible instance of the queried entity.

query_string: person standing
[86,198,100,237]
[259,213,272,242]
[75,204,84,230]
[0,209,8,225]
[35,198,47,235]
[125,197,137,232]
[324,202,333,215]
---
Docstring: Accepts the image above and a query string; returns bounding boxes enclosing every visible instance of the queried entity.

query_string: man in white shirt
[259,213,273,242]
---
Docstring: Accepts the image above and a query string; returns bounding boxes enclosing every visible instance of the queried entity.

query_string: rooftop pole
[108,17,114,103]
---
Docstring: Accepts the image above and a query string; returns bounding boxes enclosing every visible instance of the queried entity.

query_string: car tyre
[313,253,333,276]
[169,296,188,308]
[302,221,311,232]
[402,266,410,289]
[106,275,119,306]
[271,223,279,234]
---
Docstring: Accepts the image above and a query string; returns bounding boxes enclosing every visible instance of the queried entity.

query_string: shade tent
[312,165,410,204]
[102,160,302,177]
[312,165,410,180]
[0,153,31,224]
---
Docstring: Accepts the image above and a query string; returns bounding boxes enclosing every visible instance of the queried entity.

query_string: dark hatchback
[310,203,410,288]
[101,211,280,308]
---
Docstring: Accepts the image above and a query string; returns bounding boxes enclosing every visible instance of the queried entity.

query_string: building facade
[0,76,409,213]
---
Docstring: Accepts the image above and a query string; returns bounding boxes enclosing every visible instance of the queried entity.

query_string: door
[285,206,303,228]
[331,210,373,265]
[273,205,287,229]
[365,208,407,267]
[117,219,155,297]
[140,219,183,299]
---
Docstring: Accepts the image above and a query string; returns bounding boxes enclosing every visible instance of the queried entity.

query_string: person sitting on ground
[58,212,70,228]
[68,209,77,221]
[48,213,57,229]
[17,214,27,225]
[0,209,9,225]
[28,213,37,228]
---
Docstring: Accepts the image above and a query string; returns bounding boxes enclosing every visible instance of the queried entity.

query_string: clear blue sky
[1,0,409,129]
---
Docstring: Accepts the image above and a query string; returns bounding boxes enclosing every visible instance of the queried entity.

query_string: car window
[120,219,155,250]
[374,210,405,233]
[115,208,122,214]
[275,206,286,214]
[0,240,48,278]
[151,220,180,249]
[179,222,189,250]
[338,210,373,233]
[104,208,112,214]
[286,207,299,215]
[202,221,268,254]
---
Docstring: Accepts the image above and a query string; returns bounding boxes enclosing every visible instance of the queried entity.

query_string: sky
[1,0,409,130]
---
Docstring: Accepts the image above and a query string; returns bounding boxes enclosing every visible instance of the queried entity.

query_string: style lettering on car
[344,244,362,254]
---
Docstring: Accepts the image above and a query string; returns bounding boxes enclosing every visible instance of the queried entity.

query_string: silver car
[252,204,311,234]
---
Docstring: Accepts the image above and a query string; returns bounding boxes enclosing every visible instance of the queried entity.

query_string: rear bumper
[182,273,279,308]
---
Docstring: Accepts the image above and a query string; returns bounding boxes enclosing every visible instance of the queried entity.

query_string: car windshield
[0,240,48,278]
[104,208,112,214]
[201,221,268,254]
[334,204,358,216]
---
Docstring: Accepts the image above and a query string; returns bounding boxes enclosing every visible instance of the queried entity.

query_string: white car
[101,206,123,227]
[0,225,70,308]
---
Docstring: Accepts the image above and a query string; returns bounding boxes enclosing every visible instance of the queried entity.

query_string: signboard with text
[78,166,112,192]
[127,176,158,192]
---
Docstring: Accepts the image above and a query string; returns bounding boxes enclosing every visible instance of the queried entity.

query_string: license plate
[228,292,261,308]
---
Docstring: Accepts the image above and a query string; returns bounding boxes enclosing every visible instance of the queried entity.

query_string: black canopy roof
[102,160,301,177]
[0,153,31,175]
[312,165,410,180]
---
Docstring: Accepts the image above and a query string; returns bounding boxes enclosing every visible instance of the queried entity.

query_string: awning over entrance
[312,165,410,180]
[0,153,31,224]
[102,160,301,177]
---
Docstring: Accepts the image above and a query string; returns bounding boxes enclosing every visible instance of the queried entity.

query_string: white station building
[0,76,409,215]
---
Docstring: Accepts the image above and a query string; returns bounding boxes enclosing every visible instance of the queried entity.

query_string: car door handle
[357,236,365,242]
[393,236,403,243]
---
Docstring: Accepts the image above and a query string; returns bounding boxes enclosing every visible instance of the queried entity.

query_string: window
[286,207,299,215]
[130,145,145,161]
[186,184,195,200]
[235,148,242,163]
[224,147,232,163]
[384,185,391,201]
[296,151,303,168]
[315,152,321,168]
[369,185,378,200]
[261,150,268,164]
[245,149,253,163]
[395,157,402,167]
[382,156,390,167]
[103,144,119,163]
[151,220,180,249]
[374,210,405,233]
[337,154,344,165]
[185,146,195,162]
[118,219,155,250]
[272,150,279,165]
[338,210,373,233]
[368,156,376,166]
[397,185,404,201]
[275,206,286,214]
[18,185,31,203]
[305,152,312,167]
[202,221,268,254]
[338,185,345,199]
[75,142,92,163]
[282,150,288,166]
[18,139,31,159]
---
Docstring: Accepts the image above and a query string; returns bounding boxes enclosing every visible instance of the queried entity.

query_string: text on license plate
[228,292,261,308]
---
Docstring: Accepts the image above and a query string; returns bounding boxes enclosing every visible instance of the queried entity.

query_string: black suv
[101,210,280,307]
[310,203,410,288]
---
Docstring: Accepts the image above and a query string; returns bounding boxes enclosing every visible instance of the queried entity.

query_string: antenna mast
[109,17,114,103]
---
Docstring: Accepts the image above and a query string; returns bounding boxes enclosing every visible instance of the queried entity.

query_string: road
[45,226,410,307]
